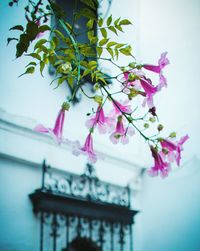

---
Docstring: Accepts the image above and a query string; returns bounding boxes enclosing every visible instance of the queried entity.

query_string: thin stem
[100,84,155,142]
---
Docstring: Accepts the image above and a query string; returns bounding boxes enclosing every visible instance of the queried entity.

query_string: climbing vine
[8,0,188,178]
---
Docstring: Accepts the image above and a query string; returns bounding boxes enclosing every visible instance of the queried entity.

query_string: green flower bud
[93,83,100,91]
[128,73,137,82]
[62,102,70,111]
[169,132,176,138]
[149,117,156,123]
[60,62,72,74]
[144,123,149,129]
[157,124,164,131]
[94,95,103,104]
[128,62,136,68]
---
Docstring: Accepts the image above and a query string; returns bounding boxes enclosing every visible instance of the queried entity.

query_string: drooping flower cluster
[148,134,189,178]
[122,52,170,108]
[33,52,188,177]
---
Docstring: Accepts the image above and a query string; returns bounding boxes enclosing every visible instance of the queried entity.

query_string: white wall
[135,0,200,251]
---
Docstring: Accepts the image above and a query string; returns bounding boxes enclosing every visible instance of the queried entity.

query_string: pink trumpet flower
[111,99,132,117]
[110,116,135,144]
[143,52,170,74]
[72,131,97,163]
[85,105,114,133]
[140,77,157,108]
[147,146,171,178]
[160,134,189,166]
[34,102,69,144]
[80,132,97,163]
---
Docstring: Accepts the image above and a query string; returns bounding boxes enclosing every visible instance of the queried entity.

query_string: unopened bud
[94,95,103,104]
[169,132,176,138]
[149,117,156,123]
[128,62,136,68]
[62,102,70,110]
[93,83,100,91]
[128,73,138,81]
[144,123,149,129]
[60,62,72,74]
[157,124,164,131]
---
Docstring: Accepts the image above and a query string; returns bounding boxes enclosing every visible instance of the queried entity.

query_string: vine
[8,0,189,178]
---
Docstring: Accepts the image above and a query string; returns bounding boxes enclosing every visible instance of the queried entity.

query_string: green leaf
[52,36,60,48]
[7,37,18,45]
[107,15,112,26]
[27,53,41,61]
[86,19,94,29]
[97,47,103,57]
[108,26,118,35]
[54,29,65,40]
[67,76,74,88]
[99,77,107,85]
[114,17,121,26]
[115,43,126,48]
[18,66,35,77]
[38,25,51,33]
[78,7,97,20]
[107,41,117,47]
[40,61,45,76]
[26,21,39,41]
[16,34,30,58]
[82,69,91,77]
[100,28,107,38]
[119,19,132,25]
[115,25,123,32]
[115,48,119,60]
[25,61,37,67]
[88,60,97,70]
[34,39,47,51]
[99,38,109,46]
[39,45,49,53]
[119,45,132,56]
[80,0,96,10]
[9,25,24,32]
[106,47,114,58]
[87,30,94,41]
[58,76,67,85]
[98,17,103,27]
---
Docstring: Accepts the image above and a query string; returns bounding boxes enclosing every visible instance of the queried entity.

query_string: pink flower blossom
[160,134,189,166]
[34,102,69,144]
[85,105,114,133]
[72,132,97,163]
[122,70,143,94]
[147,146,171,178]
[110,116,135,144]
[140,77,157,108]
[143,52,169,74]
[111,99,132,117]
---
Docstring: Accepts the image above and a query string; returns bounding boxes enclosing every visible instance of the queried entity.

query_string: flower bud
[129,62,136,68]
[94,95,103,104]
[62,102,70,111]
[157,124,164,131]
[60,62,72,74]
[169,132,176,138]
[128,73,137,82]
[149,117,156,123]
[93,83,100,91]
[144,123,149,129]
